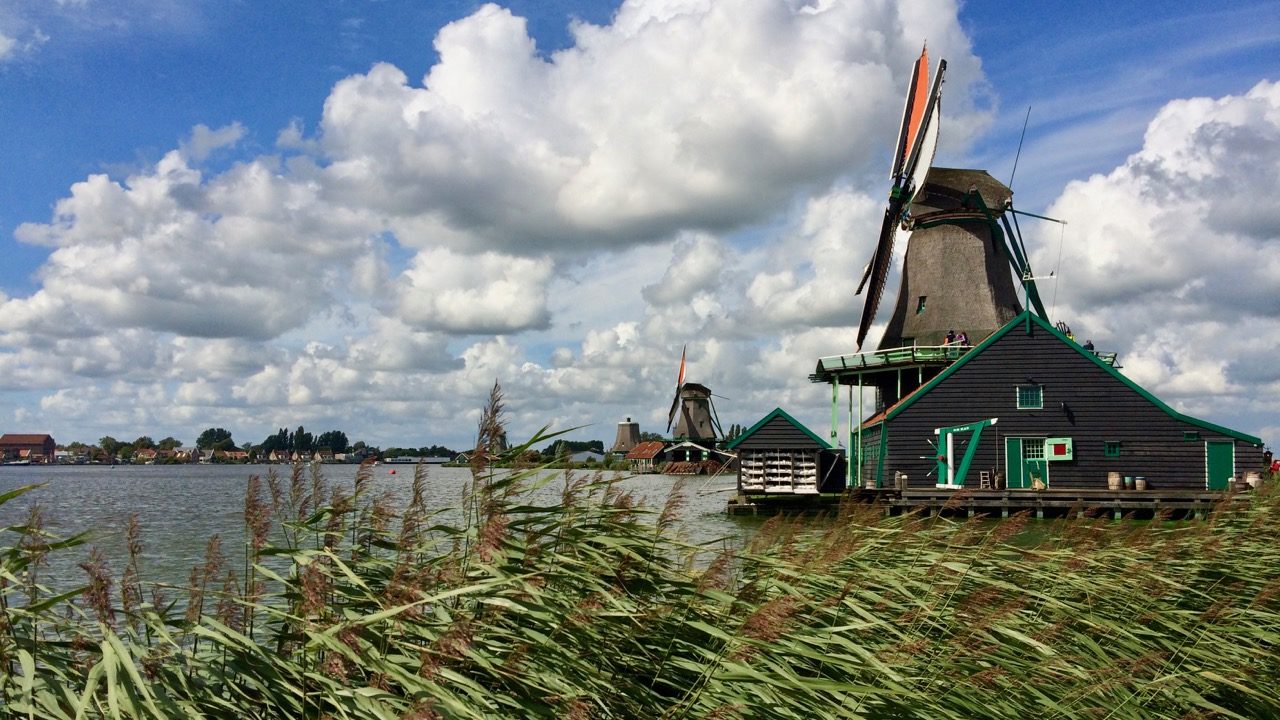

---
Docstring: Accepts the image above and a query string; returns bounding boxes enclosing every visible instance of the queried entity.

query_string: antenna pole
[1008,105,1031,188]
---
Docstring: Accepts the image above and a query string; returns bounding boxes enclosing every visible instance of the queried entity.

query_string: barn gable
[863,311,1262,491]
[727,408,830,451]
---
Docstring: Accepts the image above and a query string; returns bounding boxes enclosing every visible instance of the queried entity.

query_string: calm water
[0,464,750,590]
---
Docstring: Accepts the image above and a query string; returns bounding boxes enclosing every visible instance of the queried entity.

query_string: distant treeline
[62,425,457,463]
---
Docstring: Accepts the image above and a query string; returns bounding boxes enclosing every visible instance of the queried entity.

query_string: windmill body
[877,168,1023,349]
[672,383,719,442]
[611,417,641,454]
[664,347,724,446]
[821,45,1053,424]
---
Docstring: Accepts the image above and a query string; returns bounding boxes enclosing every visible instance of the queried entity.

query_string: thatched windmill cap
[911,168,1012,217]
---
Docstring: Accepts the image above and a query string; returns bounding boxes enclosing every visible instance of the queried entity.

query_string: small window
[1183,431,1200,441]
[916,296,927,315]
[1016,385,1043,409]
[1104,441,1122,458]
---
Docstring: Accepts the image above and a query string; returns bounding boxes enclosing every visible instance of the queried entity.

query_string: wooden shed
[625,441,666,474]
[727,408,846,494]
[844,312,1263,491]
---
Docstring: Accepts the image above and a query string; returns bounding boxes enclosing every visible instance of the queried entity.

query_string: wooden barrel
[1123,476,1134,489]
[1135,476,1147,491]
[1107,472,1121,490]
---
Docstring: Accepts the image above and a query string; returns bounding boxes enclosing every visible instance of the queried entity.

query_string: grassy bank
[3,391,1278,718]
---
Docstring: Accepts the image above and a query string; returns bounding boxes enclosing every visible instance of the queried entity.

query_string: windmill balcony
[810,344,972,383]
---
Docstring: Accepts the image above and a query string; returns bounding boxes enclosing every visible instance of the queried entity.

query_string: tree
[543,439,605,459]
[157,437,181,450]
[290,426,313,453]
[197,428,236,451]
[640,431,665,442]
[315,430,350,454]
[99,436,123,457]
[424,444,457,458]
[261,428,289,455]
[132,436,155,450]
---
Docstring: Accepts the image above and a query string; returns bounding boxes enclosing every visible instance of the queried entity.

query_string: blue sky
[1,0,1278,451]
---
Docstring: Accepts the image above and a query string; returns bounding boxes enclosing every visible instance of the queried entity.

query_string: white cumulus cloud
[1036,80,1280,434]
[395,248,554,334]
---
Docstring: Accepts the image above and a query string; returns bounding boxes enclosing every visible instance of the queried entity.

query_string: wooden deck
[889,487,1243,519]
[726,486,1249,519]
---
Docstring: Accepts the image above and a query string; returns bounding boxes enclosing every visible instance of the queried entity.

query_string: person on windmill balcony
[945,329,956,345]
[956,331,970,346]
[1084,339,1095,352]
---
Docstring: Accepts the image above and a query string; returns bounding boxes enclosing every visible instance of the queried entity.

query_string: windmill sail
[855,199,905,348]
[855,50,947,350]
[666,346,686,432]
[891,47,930,181]
[903,60,945,203]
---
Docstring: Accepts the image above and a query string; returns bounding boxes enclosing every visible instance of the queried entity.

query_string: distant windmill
[855,45,1049,351]
[665,347,724,442]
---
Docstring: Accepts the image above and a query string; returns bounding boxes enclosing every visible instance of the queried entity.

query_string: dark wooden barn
[727,408,846,494]
[830,312,1263,491]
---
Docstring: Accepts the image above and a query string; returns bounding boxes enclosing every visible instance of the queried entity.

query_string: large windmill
[855,46,1049,353]
[666,347,724,444]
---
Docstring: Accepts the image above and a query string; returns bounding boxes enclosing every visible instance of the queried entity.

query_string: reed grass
[3,399,1279,718]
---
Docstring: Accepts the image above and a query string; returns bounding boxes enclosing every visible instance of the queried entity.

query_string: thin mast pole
[1009,105,1031,188]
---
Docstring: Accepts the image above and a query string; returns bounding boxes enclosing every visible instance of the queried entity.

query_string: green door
[1004,437,1024,488]
[1206,441,1234,490]
[1005,437,1047,489]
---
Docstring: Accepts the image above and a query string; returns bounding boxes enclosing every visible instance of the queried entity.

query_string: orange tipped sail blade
[891,45,929,180]
[667,346,687,432]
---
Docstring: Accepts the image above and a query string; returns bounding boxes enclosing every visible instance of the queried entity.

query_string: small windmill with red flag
[665,346,723,442]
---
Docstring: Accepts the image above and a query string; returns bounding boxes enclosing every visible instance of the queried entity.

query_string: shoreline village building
[0,433,57,464]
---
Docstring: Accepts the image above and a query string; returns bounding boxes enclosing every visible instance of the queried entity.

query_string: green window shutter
[1104,441,1122,458]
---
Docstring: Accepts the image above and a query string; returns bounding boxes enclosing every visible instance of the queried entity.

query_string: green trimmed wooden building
[727,408,847,495]
[814,311,1264,491]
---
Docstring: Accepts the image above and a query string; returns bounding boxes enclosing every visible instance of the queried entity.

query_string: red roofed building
[624,440,666,474]
[0,434,57,464]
